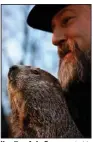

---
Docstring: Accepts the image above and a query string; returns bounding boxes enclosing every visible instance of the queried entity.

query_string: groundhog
[7,65,83,138]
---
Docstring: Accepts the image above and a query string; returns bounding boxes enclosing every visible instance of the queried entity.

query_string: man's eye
[62,17,73,26]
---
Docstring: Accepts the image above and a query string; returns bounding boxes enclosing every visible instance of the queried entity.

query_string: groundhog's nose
[8,65,18,79]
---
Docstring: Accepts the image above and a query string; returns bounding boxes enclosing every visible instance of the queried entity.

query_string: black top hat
[27,5,69,32]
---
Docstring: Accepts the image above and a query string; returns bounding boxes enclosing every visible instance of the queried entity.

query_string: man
[27,5,91,138]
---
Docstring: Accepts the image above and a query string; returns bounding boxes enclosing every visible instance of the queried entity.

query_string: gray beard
[58,43,91,92]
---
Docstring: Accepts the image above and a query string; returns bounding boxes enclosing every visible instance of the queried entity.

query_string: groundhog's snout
[8,65,19,80]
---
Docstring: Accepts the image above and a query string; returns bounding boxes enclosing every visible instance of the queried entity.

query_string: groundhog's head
[7,65,70,138]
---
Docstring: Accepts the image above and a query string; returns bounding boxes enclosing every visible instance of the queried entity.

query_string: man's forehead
[52,5,80,20]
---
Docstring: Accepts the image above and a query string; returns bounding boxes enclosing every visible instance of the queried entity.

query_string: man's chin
[58,58,78,92]
[62,52,77,65]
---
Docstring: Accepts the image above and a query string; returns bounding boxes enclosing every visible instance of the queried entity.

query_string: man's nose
[52,30,66,46]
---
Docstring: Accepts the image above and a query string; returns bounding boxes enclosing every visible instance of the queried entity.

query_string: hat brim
[27,5,69,32]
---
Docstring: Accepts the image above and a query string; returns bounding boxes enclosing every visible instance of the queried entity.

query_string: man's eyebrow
[57,8,76,17]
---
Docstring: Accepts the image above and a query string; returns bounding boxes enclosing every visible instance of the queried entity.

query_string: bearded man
[27,4,91,138]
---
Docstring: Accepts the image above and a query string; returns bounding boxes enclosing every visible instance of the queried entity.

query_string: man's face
[52,5,91,91]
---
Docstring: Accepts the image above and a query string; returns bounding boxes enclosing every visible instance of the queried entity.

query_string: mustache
[58,40,80,59]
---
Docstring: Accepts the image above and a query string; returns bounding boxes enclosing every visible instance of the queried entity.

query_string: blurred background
[2,5,59,117]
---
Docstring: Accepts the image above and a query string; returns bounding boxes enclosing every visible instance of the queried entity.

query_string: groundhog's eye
[31,69,40,75]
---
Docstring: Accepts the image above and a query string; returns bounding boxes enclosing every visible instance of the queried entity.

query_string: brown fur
[7,65,83,138]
